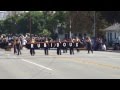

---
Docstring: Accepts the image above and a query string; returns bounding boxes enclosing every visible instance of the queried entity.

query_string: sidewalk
[106,50,120,53]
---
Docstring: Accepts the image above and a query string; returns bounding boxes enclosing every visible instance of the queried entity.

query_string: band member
[76,37,80,52]
[44,38,49,55]
[56,39,61,55]
[22,37,27,48]
[30,38,35,56]
[63,39,67,53]
[16,38,22,55]
[69,38,74,55]
[86,37,93,54]
[13,39,17,54]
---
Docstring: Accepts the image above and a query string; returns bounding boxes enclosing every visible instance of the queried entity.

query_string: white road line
[21,59,53,71]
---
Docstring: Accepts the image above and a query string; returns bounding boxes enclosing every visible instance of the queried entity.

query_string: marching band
[0,34,94,56]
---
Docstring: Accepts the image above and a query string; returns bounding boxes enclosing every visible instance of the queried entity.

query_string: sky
[0,11,8,20]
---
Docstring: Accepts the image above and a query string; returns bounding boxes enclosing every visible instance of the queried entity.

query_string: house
[104,23,120,45]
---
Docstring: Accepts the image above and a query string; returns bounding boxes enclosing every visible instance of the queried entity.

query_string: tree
[100,11,120,24]
[65,11,93,37]
[0,11,112,38]
[0,21,4,33]
[39,29,51,37]
[3,16,18,34]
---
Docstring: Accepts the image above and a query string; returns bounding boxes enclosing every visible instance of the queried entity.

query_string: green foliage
[100,11,120,24]
[0,11,120,38]
[40,29,51,37]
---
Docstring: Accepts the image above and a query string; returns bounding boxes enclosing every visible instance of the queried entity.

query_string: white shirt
[31,44,34,48]
[57,43,59,47]
[44,43,47,47]
[102,44,106,51]
[22,39,27,45]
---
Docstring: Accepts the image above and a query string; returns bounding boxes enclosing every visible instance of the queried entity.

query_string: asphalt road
[0,48,120,79]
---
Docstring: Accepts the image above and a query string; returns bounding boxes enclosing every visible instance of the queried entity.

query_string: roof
[104,23,120,31]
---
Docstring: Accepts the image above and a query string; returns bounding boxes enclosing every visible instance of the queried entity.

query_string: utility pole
[29,11,32,38]
[93,11,96,38]
[69,16,72,39]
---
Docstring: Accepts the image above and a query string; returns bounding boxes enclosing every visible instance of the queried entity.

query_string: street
[0,48,120,79]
